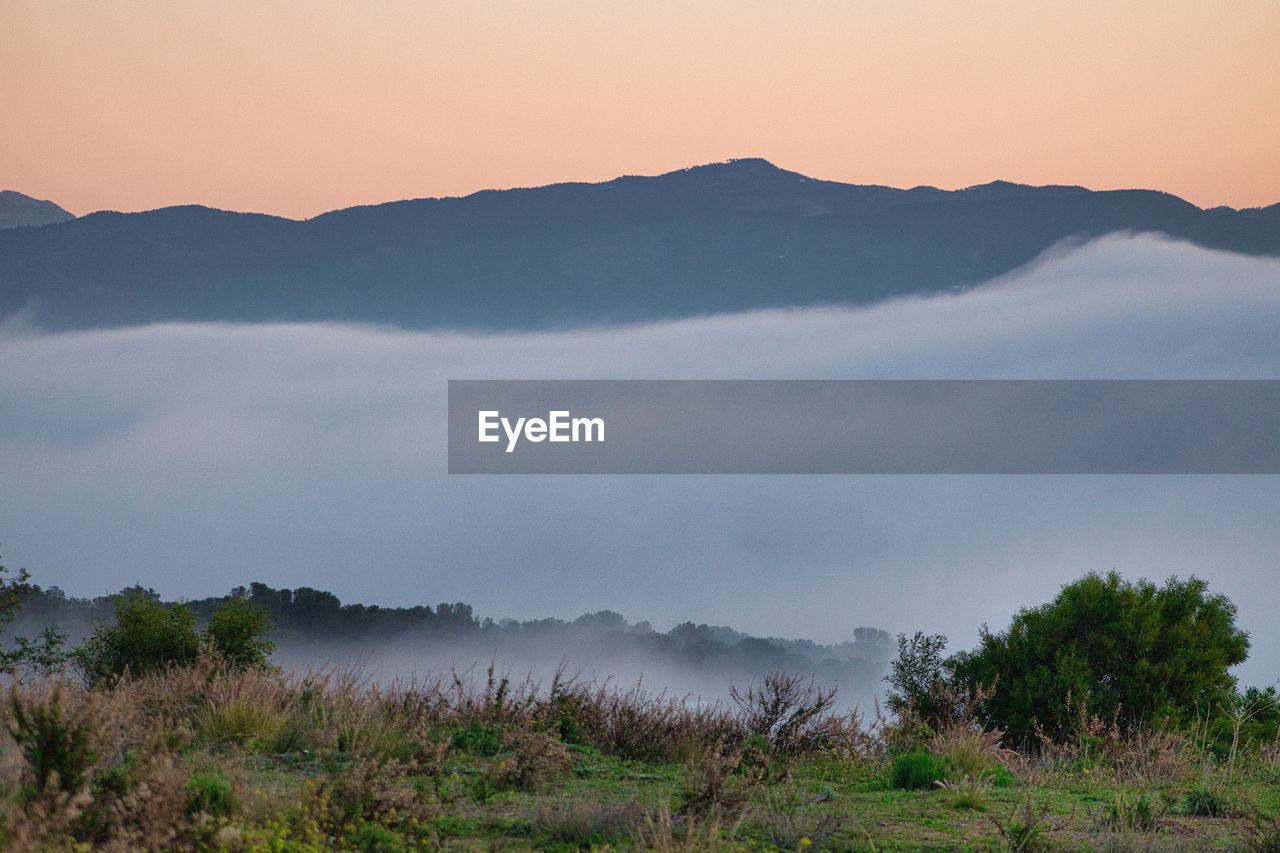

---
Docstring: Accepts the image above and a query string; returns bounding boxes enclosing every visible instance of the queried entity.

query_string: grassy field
[4,659,1280,851]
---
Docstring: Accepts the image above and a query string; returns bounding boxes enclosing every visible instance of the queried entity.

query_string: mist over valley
[3,229,1279,693]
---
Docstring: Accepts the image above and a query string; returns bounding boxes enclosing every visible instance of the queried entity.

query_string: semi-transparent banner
[447,380,1280,474]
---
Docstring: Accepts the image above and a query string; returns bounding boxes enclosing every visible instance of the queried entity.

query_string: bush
[930,725,1014,779]
[889,752,947,790]
[205,597,274,669]
[6,683,98,795]
[885,631,953,724]
[954,571,1248,743]
[75,593,274,686]
[729,669,837,755]
[1181,786,1234,817]
[186,772,236,817]
[74,592,201,687]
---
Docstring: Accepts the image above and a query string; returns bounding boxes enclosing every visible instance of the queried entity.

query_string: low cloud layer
[3,234,1279,687]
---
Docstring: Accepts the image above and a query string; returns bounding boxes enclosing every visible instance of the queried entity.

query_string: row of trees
[8,577,893,689]
[2,549,273,685]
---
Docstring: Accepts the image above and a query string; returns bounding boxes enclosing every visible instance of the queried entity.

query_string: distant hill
[1,159,1277,330]
[0,190,75,230]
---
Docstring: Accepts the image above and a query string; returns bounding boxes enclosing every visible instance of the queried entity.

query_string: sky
[4,235,1280,687]
[4,0,1280,218]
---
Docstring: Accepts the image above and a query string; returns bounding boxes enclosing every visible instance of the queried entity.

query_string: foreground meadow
[4,658,1280,852]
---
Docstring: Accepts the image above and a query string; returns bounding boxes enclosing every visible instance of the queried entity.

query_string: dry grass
[1,659,1271,850]
[636,803,746,852]
[931,723,1019,779]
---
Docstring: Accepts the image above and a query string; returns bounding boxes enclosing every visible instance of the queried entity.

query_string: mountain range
[2,159,1277,330]
[0,190,75,230]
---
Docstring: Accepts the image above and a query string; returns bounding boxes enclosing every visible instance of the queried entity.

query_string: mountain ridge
[2,159,1277,330]
[0,190,76,230]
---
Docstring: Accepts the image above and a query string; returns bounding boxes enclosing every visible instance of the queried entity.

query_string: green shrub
[7,683,98,795]
[889,752,947,790]
[885,631,953,724]
[75,593,275,686]
[205,597,274,669]
[186,772,236,817]
[1181,786,1233,817]
[348,821,408,852]
[74,592,200,686]
[453,722,503,757]
[955,572,1249,743]
[197,697,286,751]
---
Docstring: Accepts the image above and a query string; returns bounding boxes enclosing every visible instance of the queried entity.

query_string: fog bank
[2,234,1279,688]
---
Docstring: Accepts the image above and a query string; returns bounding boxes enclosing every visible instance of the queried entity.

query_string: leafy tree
[955,571,1249,743]
[290,586,341,625]
[205,596,273,669]
[884,631,954,723]
[0,548,29,630]
[0,547,69,679]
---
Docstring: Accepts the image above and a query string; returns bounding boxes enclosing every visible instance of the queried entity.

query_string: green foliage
[0,548,69,678]
[348,821,408,852]
[955,571,1249,743]
[186,772,236,817]
[468,774,499,803]
[1203,685,1280,762]
[0,548,29,632]
[74,592,201,686]
[205,596,274,669]
[540,691,588,745]
[9,654,1280,849]
[7,683,98,795]
[1244,811,1280,852]
[885,631,953,723]
[197,697,287,751]
[74,592,274,686]
[889,751,947,790]
[453,723,503,757]
[1182,786,1233,817]
[1102,788,1161,832]
[931,725,1013,780]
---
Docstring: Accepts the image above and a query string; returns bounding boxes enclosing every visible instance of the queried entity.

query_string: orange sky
[4,0,1278,219]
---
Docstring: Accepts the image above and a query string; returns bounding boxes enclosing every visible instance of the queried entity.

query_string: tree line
[1,564,894,691]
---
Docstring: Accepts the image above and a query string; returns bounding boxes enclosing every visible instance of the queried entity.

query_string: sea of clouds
[2,233,1279,688]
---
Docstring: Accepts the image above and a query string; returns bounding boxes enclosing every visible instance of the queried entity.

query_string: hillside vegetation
[3,560,1279,851]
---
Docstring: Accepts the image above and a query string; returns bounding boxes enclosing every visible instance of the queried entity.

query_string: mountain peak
[663,157,782,175]
[0,190,75,229]
[1,167,1277,331]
